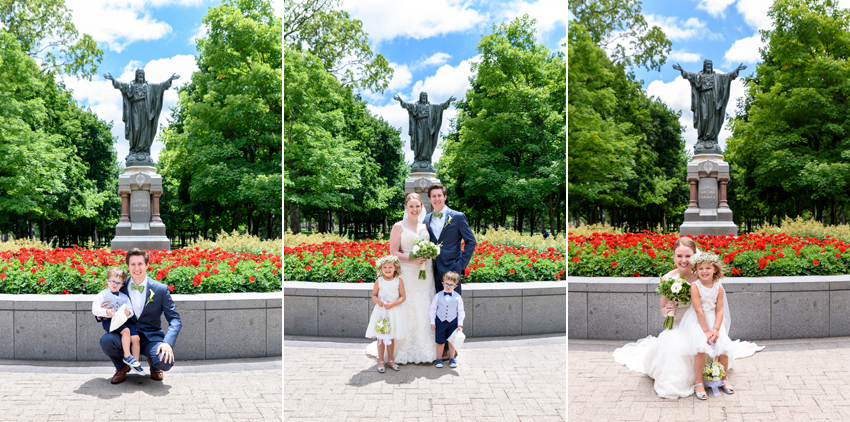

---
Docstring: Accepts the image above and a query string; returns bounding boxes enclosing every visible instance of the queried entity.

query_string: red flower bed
[284,240,566,282]
[568,232,850,277]
[0,246,282,294]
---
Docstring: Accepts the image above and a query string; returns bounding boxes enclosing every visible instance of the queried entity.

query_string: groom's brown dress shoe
[111,365,130,384]
[149,361,164,381]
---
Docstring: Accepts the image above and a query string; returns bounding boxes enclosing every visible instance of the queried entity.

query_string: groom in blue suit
[99,248,181,384]
[424,184,477,295]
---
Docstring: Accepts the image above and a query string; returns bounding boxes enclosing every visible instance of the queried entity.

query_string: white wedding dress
[366,225,437,364]
[613,279,764,399]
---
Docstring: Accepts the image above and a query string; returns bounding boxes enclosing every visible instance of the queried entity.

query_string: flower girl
[679,252,735,400]
[365,255,408,373]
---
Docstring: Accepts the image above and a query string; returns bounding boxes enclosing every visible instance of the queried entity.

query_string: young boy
[429,271,465,368]
[92,268,144,375]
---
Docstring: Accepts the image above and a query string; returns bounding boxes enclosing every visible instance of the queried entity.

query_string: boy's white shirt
[429,290,465,325]
[92,289,135,319]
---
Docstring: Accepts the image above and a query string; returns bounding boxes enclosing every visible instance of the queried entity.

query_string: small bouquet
[410,238,441,279]
[702,354,726,396]
[655,275,691,330]
[376,318,391,335]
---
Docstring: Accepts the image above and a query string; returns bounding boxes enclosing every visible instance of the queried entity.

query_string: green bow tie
[433,212,443,219]
[130,283,144,293]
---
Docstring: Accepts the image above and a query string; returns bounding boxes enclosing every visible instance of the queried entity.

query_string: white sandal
[695,383,707,400]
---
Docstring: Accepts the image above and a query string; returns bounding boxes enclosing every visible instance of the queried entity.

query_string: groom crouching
[99,248,181,384]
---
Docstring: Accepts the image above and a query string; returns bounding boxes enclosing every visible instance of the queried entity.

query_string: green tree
[727,0,850,225]
[160,0,282,239]
[568,0,672,71]
[440,16,565,234]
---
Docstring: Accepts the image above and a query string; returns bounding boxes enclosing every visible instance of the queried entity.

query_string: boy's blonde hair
[375,255,402,278]
[690,253,724,281]
[443,271,460,284]
[106,267,127,282]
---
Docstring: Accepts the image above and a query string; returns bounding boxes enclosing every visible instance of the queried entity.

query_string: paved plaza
[569,336,850,421]
[283,334,566,421]
[0,357,282,421]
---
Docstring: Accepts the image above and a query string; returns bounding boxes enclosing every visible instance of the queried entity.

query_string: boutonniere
[146,290,155,306]
[445,215,453,227]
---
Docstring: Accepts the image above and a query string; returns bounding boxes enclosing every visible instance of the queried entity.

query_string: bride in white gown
[613,237,764,399]
[366,193,437,364]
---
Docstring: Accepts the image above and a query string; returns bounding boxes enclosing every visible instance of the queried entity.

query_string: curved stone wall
[0,292,282,361]
[569,276,850,340]
[284,281,566,338]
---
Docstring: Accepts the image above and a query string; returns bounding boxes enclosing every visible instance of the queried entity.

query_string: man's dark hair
[427,183,447,198]
[125,248,149,266]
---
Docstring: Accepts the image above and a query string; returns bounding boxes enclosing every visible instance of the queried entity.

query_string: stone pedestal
[110,166,171,251]
[679,154,737,236]
[404,172,440,213]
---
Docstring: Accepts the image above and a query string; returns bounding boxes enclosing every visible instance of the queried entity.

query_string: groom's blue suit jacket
[117,276,182,347]
[424,208,477,290]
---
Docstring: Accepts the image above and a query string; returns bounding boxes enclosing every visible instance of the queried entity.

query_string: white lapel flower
[146,289,155,306]
[446,215,453,227]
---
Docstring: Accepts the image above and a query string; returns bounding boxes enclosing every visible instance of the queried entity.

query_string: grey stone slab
[0,301,12,310]
[267,308,281,356]
[585,282,648,293]
[14,311,77,360]
[205,309,266,359]
[646,293,666,338]
[76,300,97,311]
[522,286,566,296]
[162,309,204,360]
[587,293,647,340]
[317,297,369,337]
[769,281,830,292]
[470,288,523,298]
[830,291,850,337]
[727,292,770,340]
[14,301,76,310]
[76,311,108,361]
[521,295,565,335]
[316,288,372,298]
[829,281,850,291]
[205,299,266,310]
[283,288,318,296]
[567,292,586,339]
[0,311,12,358]
[770,291,829,339]
[722,281,771,293]
[267,298,282,308]
[472,296,522,337]
[283,296,317,336]
[172,300,206,310]
[462,296,473,337]
[567,282,586,292]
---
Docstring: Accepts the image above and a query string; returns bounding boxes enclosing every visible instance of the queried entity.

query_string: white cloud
[499,0,567,37]
[669,49,702,63]
[189,24,207,45]
[559,35,567,54]
[724,34,764,66]
[341,0,488,43]
[66,0,204,53]
[387,62,412,91]
[697,0,737,18]
[736,0,772,30]
[419,52,452,68]
[63,55,199,163]
[273,0,283,18]
[646,74,746,152]
[644,15,712,41]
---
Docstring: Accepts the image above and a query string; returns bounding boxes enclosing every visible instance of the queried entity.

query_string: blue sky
[605,0,780,152]
[60,0,282,164]
[339,0,567,167]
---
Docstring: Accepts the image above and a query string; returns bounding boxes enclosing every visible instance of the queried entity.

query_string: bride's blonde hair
[404,192,423,207]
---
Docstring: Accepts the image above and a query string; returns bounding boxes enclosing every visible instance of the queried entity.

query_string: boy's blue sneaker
[435,359,443,368]
[123,355,141,368]
[449,358,458,368]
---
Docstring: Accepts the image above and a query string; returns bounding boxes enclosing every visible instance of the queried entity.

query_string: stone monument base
[679,154,738,237]
[110,166,171,251]
[404,172,440,213]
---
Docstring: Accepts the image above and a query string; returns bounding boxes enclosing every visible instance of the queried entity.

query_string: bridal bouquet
[410,238,441,279]
[655,276,691,330]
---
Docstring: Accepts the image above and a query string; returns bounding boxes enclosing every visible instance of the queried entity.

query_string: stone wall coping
[0,292,281,302]
[569,276,850,292]
[284,281,563,290]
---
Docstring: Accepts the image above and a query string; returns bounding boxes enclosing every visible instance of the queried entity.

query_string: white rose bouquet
[655,275,692,330]
[410,238,441,279]
[376,318,391,335]
[702,354,726,396]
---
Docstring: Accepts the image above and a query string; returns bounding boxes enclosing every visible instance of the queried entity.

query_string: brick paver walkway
[284,334,566,421]
[569,337,850,421]
[0,357,281,421]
